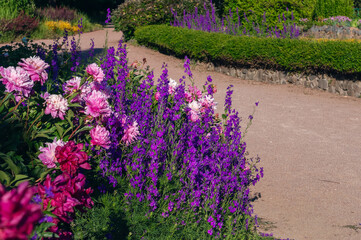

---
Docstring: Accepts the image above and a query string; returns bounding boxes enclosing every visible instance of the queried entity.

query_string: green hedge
[134,25,361,76]
[313,0,354,19]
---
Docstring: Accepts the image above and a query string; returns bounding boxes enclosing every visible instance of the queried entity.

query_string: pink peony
[0,182,42,240]
[55,141,91,176]
[38,137,66,168]
[90,125,111,149]
[0,66,33,101]
[44,94,69,120]
[86,63,105,83]
[199,95,217,112]
[121,121,140,146]
[188,101,201,122]
[168,78,178,94]
[18,56,49,85]
[190,110,199,122]
[185,85,202,103]
[155,92,160,101]
[85,90,112,118]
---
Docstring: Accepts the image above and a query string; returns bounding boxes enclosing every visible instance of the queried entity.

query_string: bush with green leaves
[223,0,317,26]
[112,0,215,41]
[0,0,36,20]
[135,24,361,76]
[313,0,354,20]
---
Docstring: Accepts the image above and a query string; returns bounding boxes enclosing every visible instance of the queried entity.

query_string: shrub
[223,0,317,25]
[313,0,354,20]
[35,6,77,22]
[112,0,215,40]
[134,25,361,76]
[0,0,36,20]
[0,11,39,35]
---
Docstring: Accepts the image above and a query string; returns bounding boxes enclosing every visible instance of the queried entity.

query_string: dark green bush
[134,25,361,76]
[313,0,354,19]
[0,0,36,19]
[223,0,317,25]
[112,0,214,41]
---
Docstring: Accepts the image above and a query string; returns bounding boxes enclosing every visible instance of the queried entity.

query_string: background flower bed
[134,24,361,77]
[0,0,102,44]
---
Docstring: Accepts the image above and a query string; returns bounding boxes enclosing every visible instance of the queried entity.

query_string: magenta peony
[84,90,112,118]
[121,121,140,146]
[0,182,42,240]
[38,173,93,224]
[55,141,91,176]
[0,66,33,101]
[86,63,105,83]
[90,125,111,149]
[44,94,69,120]
[38,137,66,168]
[18,56,49,85]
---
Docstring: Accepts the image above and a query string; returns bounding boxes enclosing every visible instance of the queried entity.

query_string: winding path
[3,28,361,240]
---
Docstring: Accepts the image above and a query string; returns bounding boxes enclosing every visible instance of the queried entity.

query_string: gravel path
[3,28,361,240]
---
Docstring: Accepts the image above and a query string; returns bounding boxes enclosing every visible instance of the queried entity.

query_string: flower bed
[0,32,267,238]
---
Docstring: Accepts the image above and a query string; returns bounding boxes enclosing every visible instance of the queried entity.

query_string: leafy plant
[313,0,354,20]
[112,0,215,41]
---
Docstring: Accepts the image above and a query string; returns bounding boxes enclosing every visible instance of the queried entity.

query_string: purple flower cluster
[97,41,263,236]
[170,2,300,39]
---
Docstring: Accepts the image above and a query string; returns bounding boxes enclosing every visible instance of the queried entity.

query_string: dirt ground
[2,28,361,240]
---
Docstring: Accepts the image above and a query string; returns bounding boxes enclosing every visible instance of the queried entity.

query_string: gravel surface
[3,28,361,240]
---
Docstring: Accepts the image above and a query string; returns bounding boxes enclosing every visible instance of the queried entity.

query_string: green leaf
[68,103,82,108]
[0,152,20,174]
[10,174,31,186]
[0,170,11,185]
[75,125,93,135]
[55,123,64,138]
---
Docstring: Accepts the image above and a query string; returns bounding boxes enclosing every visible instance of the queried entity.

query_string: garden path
[4,28,361,240]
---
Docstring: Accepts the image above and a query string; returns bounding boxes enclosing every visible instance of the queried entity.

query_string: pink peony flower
[18,56,49,85]
[168,78,178,94]
[44,94,69,120]
[86,63,105,83]
[38,137,66,168]
[199,95,217,112]
[121,121,140,146]
[90,125,111,149]
[64,77,82,102]
[155,92,160,101]
[85,90,112,118]
[188,101,201,122]
[185,85,202,102]
[0,66,33,101]
[190,110,199,122]
[55,141,91,176]
[0,182,42,240]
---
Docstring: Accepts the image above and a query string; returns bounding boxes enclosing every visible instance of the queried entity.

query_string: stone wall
[302,25,361,39]
[203,62,361,97]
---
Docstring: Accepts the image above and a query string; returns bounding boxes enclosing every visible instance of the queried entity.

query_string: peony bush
[0,31,266,239]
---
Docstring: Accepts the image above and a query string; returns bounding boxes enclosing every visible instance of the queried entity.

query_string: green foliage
[0,0,36,20]
[135,25,361,76]
[71,193,129,239]
[223,0,317,25]
[313,0,354,19]
[112,0,214,41]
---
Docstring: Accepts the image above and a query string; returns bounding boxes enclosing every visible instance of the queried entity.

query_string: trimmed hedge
[134,25,361,76]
